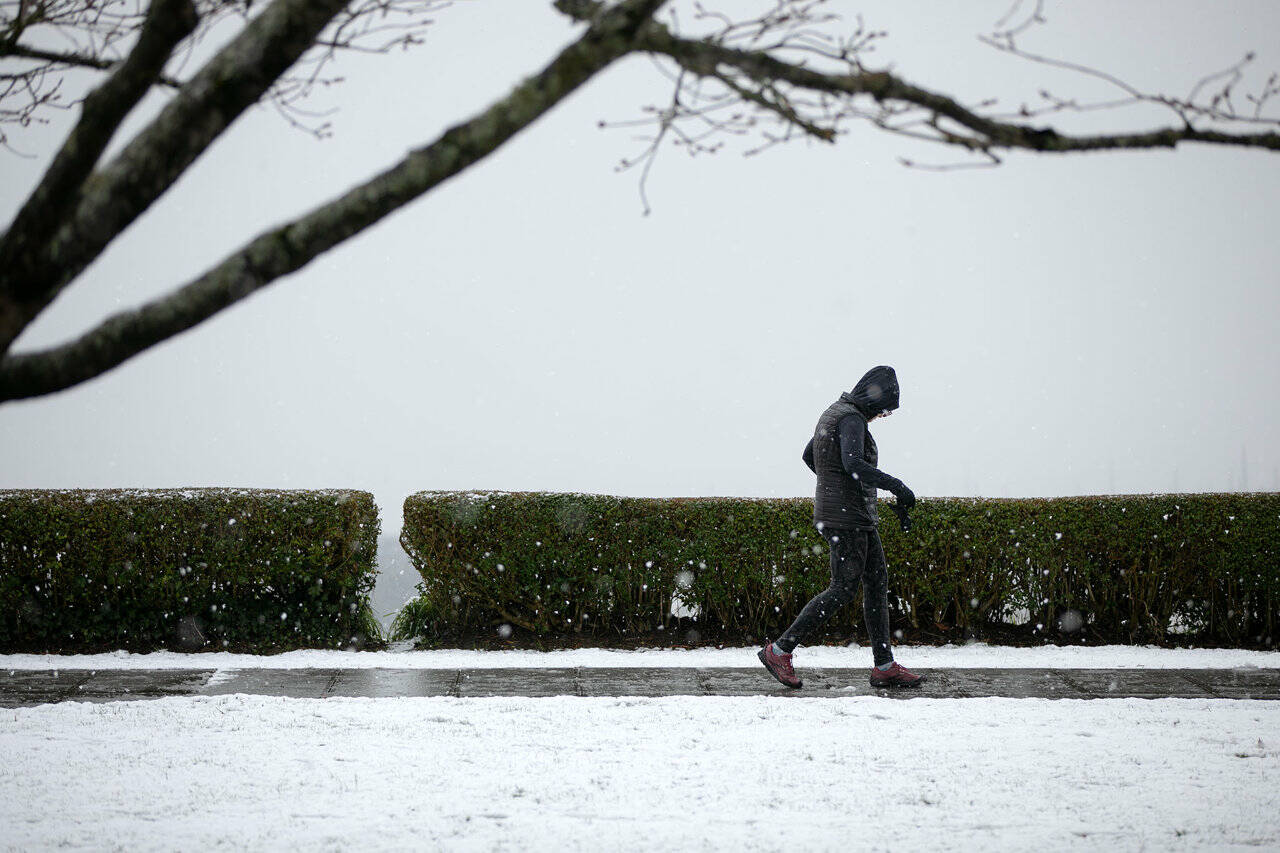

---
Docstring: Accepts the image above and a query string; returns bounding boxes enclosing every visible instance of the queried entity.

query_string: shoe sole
[869,674,928,689]
[758,649,802,689]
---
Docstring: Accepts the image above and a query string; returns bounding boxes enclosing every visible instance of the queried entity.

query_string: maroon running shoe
[758,645,802,689]
[869,661,927,689]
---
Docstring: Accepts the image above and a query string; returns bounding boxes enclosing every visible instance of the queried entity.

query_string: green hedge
[0,489,380,653]
[394,490,1279,649]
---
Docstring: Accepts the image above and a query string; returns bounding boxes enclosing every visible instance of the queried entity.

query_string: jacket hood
[840,365,899,417]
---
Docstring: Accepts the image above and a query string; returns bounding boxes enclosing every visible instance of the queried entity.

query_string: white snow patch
[0,695,1275,851]
[2,643,1278,670]
[204,668,238,688]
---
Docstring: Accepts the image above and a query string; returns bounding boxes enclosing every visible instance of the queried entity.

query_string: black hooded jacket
[803,366,904,530]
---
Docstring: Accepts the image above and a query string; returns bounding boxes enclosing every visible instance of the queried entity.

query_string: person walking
[758,365,926,689]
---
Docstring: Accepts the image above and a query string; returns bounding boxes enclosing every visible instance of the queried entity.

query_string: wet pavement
[2,667,1279,706]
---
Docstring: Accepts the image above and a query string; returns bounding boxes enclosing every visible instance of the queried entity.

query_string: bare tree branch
[0,0,354,355]
[991,0,1046,44]
[262,0,452,137]
[0,0,669,401]
[2,0,1278,402]
[624,13,1280,164]
[0,0,196,324]
[980,7,1280,131]
[5,42,119,73]
[572,3,1278,206]
[2,42,185,88]
[0,0,222,134]
[1,2,453,145]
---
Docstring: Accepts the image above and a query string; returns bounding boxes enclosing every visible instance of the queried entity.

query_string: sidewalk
[3,666,1278,706]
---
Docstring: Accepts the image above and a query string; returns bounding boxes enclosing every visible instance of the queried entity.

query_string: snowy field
[1,646,1277,850]
[2,692,1277,851]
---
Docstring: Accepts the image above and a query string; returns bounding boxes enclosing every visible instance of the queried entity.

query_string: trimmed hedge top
[0,488,380,653]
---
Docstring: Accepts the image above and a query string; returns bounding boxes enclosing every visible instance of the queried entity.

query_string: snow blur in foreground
[3,642,1279,670]
[2,695,1277,851]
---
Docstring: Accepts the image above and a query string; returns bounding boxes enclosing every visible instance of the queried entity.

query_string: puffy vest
[812,399,879,530]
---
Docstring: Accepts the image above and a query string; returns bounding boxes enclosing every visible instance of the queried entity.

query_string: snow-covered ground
[2,692,1277,851]
[5,646,1277,849]
[4,641,1279,670]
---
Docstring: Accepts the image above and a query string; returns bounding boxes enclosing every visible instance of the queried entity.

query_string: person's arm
[837,414,907,495]
[838,414,917,530]
[802,438,816,473]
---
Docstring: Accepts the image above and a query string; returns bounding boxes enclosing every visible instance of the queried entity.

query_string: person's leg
[774,529,867,653]
[861,531,927,687]
[862,531,894,667]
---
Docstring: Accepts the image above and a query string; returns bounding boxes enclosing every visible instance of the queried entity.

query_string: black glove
[885,479,915,533]
[887,479,916,510]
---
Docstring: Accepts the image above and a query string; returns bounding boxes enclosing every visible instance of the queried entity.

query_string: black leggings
[775,528,893,666]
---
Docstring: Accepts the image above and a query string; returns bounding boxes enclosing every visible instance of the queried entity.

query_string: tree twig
[1,42,184,87]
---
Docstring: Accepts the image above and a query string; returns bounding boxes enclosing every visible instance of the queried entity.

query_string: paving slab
[1059,669,1214,699]
[698,667,805,697]
[773,668,864,695]
[706,668,1083,698]
[1173,668,1280,699]
[200,669,338,699]
[576,667,702,697]
[327,669,458,698]
[0,666,92,706]
[1,669,214,706]
[0,670,93,707]
[698,667,920,697]
[940,669,1087,699]
[456,668,578,698]
[77,669,214,702]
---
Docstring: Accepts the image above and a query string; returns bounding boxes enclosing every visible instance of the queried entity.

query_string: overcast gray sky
[2,1,1278,530]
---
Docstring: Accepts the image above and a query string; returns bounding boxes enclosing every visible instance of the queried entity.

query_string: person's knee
[825,579,860,605]
[861,566,887,592]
